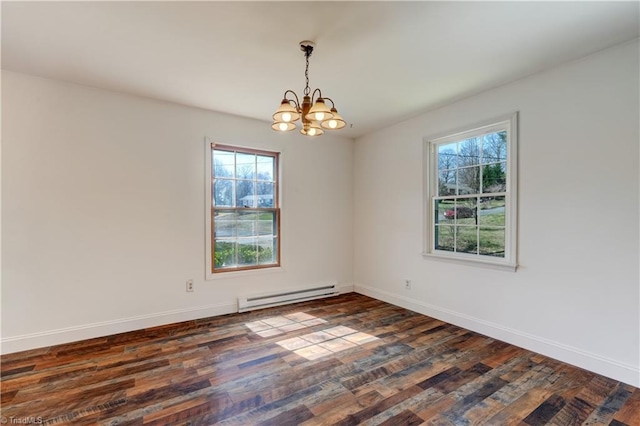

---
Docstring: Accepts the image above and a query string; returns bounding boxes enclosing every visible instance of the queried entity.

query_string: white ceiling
[2,1,639,139]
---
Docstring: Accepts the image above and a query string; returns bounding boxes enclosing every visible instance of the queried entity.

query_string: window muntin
[425,114,517,270]
[211,144,280,273]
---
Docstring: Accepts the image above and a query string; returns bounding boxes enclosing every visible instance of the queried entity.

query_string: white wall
[353,40,640,386]
[1,71,354,352]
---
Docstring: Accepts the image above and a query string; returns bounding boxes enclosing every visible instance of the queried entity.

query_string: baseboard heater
[238,283,339,313]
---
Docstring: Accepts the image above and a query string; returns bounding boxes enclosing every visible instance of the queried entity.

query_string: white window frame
[423,112,518,271]
[205,141,283,280]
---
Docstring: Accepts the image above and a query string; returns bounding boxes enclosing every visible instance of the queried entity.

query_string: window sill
[206,266,285,281]
[422,252,517,272]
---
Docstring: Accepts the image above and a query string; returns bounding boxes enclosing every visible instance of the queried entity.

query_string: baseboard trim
[1,302,237,354]
[354,283,640,387]
[337,283,355,294]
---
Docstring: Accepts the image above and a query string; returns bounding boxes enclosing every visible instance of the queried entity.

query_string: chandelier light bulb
[272,121,295,131]
[282,112,292,122]
[306,98,333,122]
[308,127,317,136]
[321,107,346,130]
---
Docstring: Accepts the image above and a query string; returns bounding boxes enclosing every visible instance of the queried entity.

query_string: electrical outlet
[405,279,411,290]
[186,279,194,292]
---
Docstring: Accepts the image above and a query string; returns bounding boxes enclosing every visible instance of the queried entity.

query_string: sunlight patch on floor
[244,313,378,361]
[244,312,327,338]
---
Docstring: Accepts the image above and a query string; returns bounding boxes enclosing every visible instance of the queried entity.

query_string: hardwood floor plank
[357,387,445,425]
[39,395,129,425]
[333,385,424,425]
[213,381,345,425]
[416,394,458,422]
[484,387,553,425]
[0,390,18,405]
[522,393,566,425]
[444,376,510,421]
[418,366,462,390]
[463,397,507,425]
[433,363,492,394]
[547,395,596,425]
[301,399,365,426]
[1,294,637,425]
[256,404,315,426]
[490,363,559,406]
[611,387,640,426]
[609,419,631,426]
[377,408,423,426]
[0,364,36,378]
[581,383,634,425]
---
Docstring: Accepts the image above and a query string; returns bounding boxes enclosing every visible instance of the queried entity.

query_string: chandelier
[272,41,346,137]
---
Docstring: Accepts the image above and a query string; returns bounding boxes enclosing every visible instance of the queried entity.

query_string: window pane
[213,150,235,178]
[479,196,505,226]
[214,239,237,269]
[216,211,274,238]
[456,226,478,254]
[479,228,505,257]
[213,179,233,207]
[481,131,507,164]
[455,198,477,225]
[257,211,276,236]
[257,237,277,264]
[482,162,506,194]
[236,181,256,207]
[435,225,455,251]
[436,199,455,223]
[214,210,236,238]
[438,143,457,170]
[257,155,275,181]
[238,238,258,266]
[458,137,480,167]
[237,211,257,237]
[458,166,481,194]
[438,170,457,196]
[236,153,255,180]
[256,182,274,207]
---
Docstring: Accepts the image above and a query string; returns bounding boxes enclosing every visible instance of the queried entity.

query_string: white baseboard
[337,283,355,294]
[1,302,237,355]
[354,283,640,388]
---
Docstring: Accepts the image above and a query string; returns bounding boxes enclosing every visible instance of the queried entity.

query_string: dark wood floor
[1,293,638,425]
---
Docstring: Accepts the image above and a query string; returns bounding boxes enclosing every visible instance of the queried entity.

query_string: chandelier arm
[311,88,323,103]
[283,90,301,109]
[323,97,335,108]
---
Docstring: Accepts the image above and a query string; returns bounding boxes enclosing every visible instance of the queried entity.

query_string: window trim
[205,141,281,278]
[422,112,518,271]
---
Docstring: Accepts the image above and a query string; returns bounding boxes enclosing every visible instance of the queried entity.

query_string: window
[424,113,518,270]
[207,144,280,274]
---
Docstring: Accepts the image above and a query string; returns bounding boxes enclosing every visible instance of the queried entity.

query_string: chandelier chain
[304,53,310,96]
